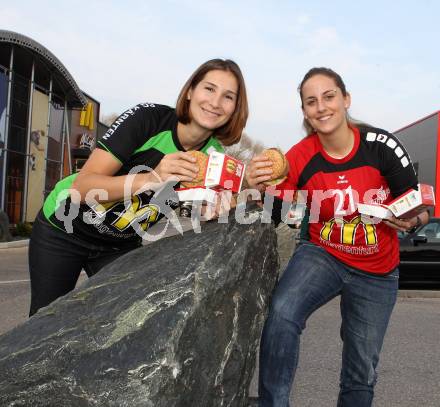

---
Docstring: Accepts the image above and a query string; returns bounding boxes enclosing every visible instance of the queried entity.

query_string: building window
[0,44,11,71]
[44,98,64,195]
[5,72,29,223]
[25,89,50,222]
[0,69,8,210]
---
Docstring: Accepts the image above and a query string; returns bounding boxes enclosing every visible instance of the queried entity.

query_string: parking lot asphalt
[1,232,439,406]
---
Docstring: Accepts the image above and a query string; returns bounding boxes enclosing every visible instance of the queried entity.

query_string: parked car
[398,217,440,287]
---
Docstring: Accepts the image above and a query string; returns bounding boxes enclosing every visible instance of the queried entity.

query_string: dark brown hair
[175,59,249,146]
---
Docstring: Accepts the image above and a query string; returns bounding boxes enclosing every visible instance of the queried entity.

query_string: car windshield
[415,221,440,240]
[397,230,407,239]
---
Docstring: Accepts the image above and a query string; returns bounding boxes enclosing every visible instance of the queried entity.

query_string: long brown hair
[176,59,248,146]
[298,67,367,135]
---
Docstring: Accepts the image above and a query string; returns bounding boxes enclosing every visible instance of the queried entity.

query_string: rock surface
[0,211,12,242]
[0,208,279,406]
[275,222,298,273]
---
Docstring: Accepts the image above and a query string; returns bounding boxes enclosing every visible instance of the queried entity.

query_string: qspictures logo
[52,164,393,242]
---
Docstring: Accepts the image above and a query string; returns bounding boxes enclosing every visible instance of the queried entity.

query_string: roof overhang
[0,29,87,108]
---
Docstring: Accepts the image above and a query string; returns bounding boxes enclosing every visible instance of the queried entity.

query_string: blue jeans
[259,243,399,407]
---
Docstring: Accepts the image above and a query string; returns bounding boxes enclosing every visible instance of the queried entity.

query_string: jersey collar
[173,117,214,152]
[316,125,360,164]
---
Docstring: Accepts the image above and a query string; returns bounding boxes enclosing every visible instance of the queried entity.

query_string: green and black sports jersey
[41,103,224,245]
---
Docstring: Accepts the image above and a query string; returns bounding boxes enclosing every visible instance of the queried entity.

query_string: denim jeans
[259,243,399,407]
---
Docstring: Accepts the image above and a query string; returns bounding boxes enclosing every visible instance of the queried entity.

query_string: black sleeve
[96,103,157,164]
[379,131,418,197]
[271,196,284,227]
[262,195,293,228]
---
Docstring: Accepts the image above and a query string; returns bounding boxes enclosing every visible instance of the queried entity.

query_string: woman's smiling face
[187,69,238,132]
[301,74,351,136]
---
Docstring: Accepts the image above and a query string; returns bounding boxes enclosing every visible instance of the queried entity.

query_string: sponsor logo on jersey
[87,195,159,233]
[320,215,377,246]
[102,103,156,140]
[370,185,389,205]
[337,174,348,185]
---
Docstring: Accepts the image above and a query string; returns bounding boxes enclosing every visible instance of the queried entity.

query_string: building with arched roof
[0,30,105,224]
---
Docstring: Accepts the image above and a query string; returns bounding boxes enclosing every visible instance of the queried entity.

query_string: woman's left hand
[383,211,428,233]
[383,216,414,232]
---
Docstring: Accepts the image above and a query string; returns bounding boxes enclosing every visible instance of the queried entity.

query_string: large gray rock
[0,210,12,242]
[0,208,279,406]
[275,223,299,272]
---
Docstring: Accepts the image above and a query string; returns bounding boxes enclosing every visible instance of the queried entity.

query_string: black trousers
[28,214,140,316]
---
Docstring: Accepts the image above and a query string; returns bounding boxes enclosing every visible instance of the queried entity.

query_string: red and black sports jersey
[272,125,418,274]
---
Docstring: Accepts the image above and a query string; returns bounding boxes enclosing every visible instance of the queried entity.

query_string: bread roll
[262,148,289,186]
[180,150,208,188]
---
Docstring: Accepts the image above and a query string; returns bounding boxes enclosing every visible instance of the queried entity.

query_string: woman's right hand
[245,154,273,192]
[72,150,200,203]
[152,152,199,183]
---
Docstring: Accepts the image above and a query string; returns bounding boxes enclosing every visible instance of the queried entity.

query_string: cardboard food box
[176,186,218,204]
[204,152,245,193]
[357,183,435,219]
[357,203,393,219]
[176,152,245,204]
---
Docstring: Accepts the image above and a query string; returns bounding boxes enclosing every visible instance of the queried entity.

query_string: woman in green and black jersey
[29,59,249,316]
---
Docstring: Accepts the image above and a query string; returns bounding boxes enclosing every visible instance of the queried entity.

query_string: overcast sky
[1,0,439,151]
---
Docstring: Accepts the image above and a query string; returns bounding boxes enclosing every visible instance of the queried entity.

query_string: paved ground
[0,246,32,334]
[248,296,440,406]
[0,217,193,334]
[1,228,439,406]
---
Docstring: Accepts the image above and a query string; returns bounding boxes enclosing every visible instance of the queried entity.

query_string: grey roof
[0,29,87,108]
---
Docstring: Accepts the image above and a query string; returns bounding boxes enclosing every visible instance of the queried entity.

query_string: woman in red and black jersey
[28,59,249,316]
[246,67,429,407]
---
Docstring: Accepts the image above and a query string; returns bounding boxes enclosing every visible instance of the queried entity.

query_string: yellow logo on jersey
[320,215,377,246]
[93,195,159,232]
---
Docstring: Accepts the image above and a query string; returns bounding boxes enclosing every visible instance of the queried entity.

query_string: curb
[398,290,440,299]
[0,239,30,249]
